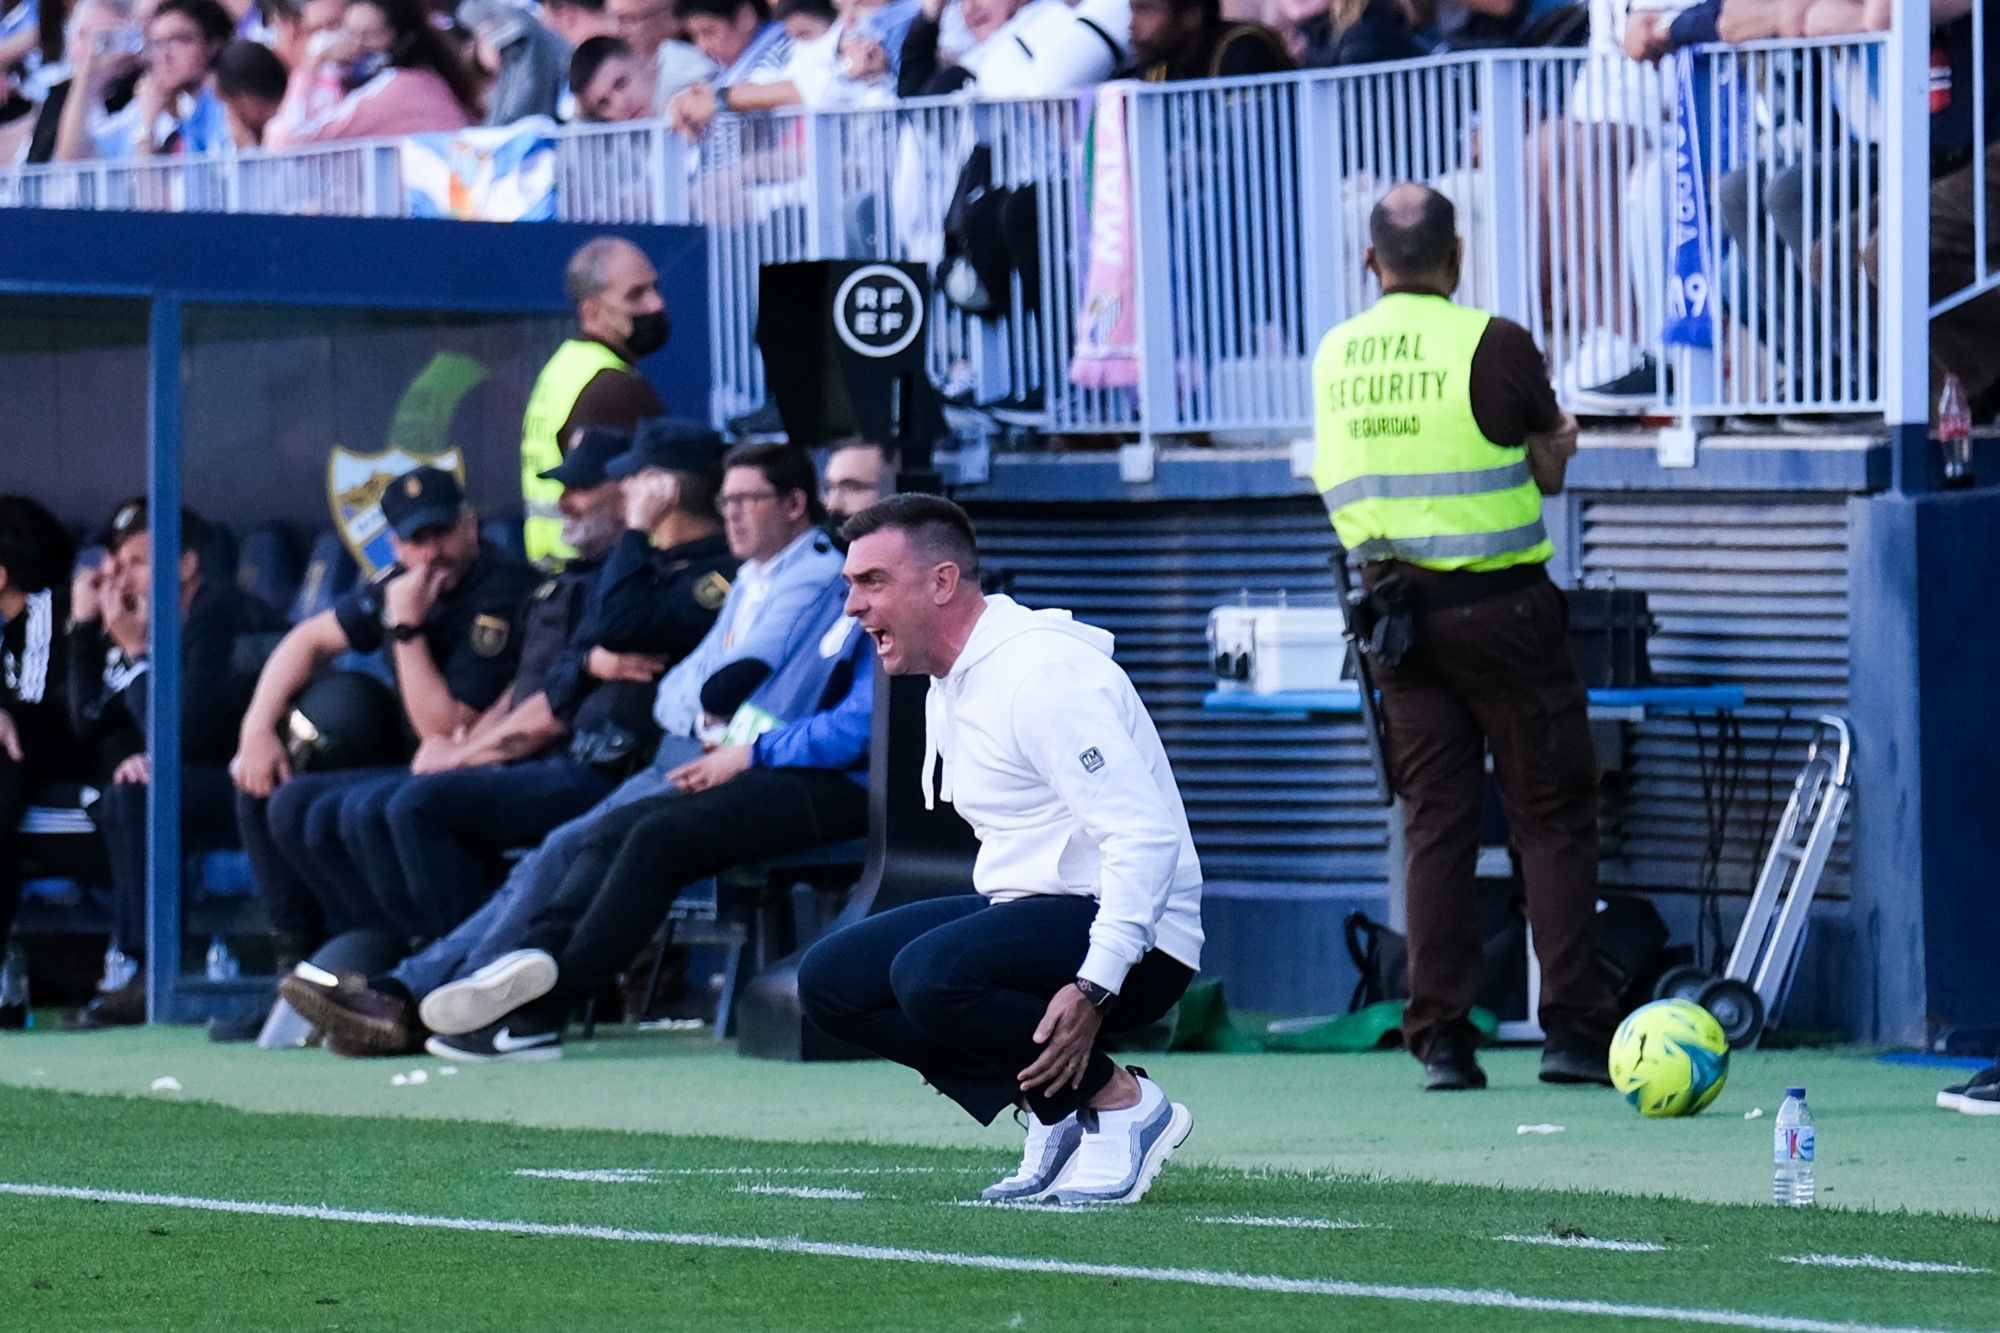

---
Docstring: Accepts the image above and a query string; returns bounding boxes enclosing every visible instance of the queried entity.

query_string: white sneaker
[418,949,558,1036]
[1046,1074,1193,1206]
[982,1110,1085,1202]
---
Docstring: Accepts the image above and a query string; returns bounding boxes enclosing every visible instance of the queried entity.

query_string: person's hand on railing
[668,82,720,141]
[1620,11,1671,63]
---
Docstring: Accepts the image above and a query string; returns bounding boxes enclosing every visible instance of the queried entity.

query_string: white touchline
[737,1185,868,1201]
[1781,1256,1992,1276]
[1497,1235,1668,1254]
[0,1181,1953,1333]
[1203,1216,1368,1231]
[514,1166,977,1180]
[515,1169,656,1184]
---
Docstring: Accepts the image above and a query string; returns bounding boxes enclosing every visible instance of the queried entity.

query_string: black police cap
[378,466,465,540]
[608,416,727,481]
[539,426,631,490]
[101,497,211,557]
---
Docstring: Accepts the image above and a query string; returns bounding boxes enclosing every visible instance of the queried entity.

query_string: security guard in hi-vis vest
[521,237,671,564]
[1311,184,1618,1094]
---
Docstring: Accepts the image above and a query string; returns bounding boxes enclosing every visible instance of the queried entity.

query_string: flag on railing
[1070,84,1139,390]
[1664,51,1714,351]
[400,116,557,223]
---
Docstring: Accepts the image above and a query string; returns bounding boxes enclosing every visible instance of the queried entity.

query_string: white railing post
[801,112,845,258]
[1877,6,1931,482]
[1295,74,1351,356]
[1126,87,1178,447]
[1478,55,1536,332]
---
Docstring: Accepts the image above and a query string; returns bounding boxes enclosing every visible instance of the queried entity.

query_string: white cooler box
[1207,602,1350,695]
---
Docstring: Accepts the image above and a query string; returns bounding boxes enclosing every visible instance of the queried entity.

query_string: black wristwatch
[1073,977,1117,1014]
[386,622,423,643]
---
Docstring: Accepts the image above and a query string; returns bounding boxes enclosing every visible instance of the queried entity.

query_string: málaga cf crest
[328,447,467,578]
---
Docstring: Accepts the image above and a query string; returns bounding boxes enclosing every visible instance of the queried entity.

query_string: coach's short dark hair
[840,493,979,579]
[1368,184,1458,277]
[722,441,826,524]
[0,496,73,594]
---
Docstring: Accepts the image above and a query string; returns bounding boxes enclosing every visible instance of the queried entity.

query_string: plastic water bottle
[1937,373,1974,489]
[1773,1086,1816,1206]
[205,936,240,983]
[0,940,30,1030]
[100,943,137,993]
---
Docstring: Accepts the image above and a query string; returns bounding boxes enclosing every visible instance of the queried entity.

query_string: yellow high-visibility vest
[520,339,630,564]
[1311,293,1553,572]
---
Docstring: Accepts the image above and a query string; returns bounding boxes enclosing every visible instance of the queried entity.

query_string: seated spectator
[826,0,912,104]
[212,36,286,143]
[54,0,231,159]
[1128,0,1290,78]
[277,442,846,1057]
[330,425,736,950]
[820,439,892,524]
[605,0,714,111]
[0,496,76,973]
[233,467,537,974]
[64,500,244,1028]
[285,443,868,1060]
[1282,0,1422,65]
[1400,0,1581,51]
[774,0,833,45]
[458,0,570,124]
[281,0,481,143]
[898,0,1027,97]
[663,0,791,138]
[567,32,650,120]
[259,0,344,146]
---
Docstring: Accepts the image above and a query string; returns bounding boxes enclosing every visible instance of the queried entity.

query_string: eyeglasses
[143,30,202,55]
[718,490,779,512]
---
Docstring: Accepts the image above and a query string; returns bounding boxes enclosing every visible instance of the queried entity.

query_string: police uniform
[238,470,538,959]
[1311,286,1618,1078]
[65,503,244,985]
[346,426,737,943]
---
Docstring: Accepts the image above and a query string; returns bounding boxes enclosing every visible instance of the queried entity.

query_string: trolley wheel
[1697,978,1767,1050]
[1654,964,1713,1004]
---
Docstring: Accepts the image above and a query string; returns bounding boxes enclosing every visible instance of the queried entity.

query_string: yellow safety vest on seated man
[520,339,632,564]
[1311,293,1554,572]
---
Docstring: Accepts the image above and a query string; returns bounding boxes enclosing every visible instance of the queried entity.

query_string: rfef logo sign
[833,264,924,360]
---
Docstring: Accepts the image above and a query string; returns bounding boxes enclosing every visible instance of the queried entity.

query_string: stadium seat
[289,532,359,623]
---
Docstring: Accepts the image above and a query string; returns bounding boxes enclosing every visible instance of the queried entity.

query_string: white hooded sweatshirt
[921,595,1203,992]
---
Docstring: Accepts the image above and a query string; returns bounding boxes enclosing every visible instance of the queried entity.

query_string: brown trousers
[1371,568,1619,1060]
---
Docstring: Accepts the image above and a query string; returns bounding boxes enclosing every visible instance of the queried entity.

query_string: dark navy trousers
[799,895,1193,1127]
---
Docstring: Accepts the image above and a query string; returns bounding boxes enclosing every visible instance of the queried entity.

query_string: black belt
[1366,561,1547,613]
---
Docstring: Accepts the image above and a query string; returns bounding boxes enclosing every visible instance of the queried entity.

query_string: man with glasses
[604,0,714,110]
[281,441,848,1058]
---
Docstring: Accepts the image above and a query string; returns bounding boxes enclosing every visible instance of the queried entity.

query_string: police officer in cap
[1312,183,1617,1092]
[331,427,734,954]
[233,466,537,973]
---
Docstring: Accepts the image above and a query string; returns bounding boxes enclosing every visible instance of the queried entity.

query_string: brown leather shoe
[63,973,148,1030]
[279,967,416,1055]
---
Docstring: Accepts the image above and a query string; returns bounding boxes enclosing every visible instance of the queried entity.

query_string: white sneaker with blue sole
[982,1110,1085,1201]
[1047,1074,1192,1206]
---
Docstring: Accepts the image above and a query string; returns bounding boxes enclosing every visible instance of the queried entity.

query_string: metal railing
[0,37,1902,436]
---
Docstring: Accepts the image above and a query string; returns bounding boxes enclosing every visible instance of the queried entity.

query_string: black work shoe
[63,972,148,1030]
[1938,1063,2000,1112]
[1422,1033,1487,1091]
[424,1015,564,1063]
[1540,1030,1615,1086]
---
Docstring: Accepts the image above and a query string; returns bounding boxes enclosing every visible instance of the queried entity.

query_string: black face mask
[624,311,670,359]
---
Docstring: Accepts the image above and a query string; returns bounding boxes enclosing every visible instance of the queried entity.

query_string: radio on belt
[1207,594,1349,695]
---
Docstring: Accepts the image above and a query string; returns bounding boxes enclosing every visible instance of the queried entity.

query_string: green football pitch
[2,1027,1996,1330]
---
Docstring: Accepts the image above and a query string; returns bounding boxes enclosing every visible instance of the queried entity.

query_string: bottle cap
[1786,1086,1806,1099]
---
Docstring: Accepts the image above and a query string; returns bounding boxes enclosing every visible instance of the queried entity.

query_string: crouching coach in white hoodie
[798,494,1203,1207]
